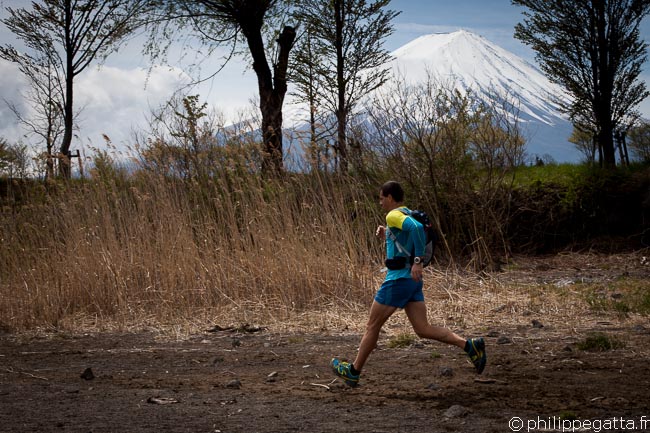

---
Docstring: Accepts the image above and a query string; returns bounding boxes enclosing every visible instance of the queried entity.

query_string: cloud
[75,65,191,146]
[394,23,462,35]
[0,59,29,142]
[0,61,191,154]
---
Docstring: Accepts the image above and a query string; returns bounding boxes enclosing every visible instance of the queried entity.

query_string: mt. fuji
[384,30,580,162]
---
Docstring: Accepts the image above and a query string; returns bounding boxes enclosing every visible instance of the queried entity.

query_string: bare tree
[145,0,296,176]
[1,49,66,178]
[1,0,149,178]
[292,0,399,172]
[288,25,331,172]
[365,75,526,265]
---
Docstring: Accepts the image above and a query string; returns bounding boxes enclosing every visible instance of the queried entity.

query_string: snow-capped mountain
[384,29,579,162]
[285,29,580,163]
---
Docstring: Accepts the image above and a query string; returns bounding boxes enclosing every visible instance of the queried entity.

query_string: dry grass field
[2,165,649,432]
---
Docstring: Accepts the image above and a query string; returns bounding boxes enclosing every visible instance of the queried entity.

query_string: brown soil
[1,253,650,433]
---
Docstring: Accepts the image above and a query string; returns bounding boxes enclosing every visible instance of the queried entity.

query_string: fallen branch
[4,367,48,381]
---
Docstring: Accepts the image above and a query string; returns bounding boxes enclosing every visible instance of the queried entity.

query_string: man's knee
[412,324,428,338]
[365,319,384,334]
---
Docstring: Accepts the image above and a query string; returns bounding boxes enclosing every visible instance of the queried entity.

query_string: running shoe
[466,337,487,374]
[330,358,360,387]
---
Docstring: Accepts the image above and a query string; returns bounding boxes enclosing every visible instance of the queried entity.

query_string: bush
[577,333,625,351]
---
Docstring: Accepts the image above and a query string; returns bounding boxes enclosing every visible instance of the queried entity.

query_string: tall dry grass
[3,166,644,337]
[0,160,387,332]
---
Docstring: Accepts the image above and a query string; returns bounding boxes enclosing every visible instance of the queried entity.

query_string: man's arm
[402,217,426,258]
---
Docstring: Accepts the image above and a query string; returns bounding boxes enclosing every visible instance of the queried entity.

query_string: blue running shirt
[385,206,426,281]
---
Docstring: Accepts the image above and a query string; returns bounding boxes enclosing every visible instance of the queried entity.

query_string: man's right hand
[375,225,386,239]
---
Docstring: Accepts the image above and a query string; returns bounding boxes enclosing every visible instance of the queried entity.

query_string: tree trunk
[243,23,295,176]
[334,0,347,173]
[598,121,616,168]
[59,73,74,178]
[59,0,73,179]
[595,2,616,169]
[309,101,318,171]
[260,94,284,175]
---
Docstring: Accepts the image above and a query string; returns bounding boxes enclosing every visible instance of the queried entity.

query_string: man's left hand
[411,263,423,282]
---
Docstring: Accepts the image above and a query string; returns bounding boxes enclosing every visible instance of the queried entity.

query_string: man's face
[379,192,395,212]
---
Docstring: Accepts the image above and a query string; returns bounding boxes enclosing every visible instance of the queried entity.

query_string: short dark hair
[380,181,404,202]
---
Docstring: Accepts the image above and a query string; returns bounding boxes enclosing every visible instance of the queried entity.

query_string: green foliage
[0,138,12,174]
[0,139,29,178]
[559,411,578,421]
[628,121,650,162]
[585,281,650,316]
[569,126,596,163]
[513,0,650,168]
[387,333,416,348]
[512,163,591,187]
[508,163,650,252]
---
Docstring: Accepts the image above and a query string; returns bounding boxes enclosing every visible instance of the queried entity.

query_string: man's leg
[405,301,487,374]
[404,301,465,348]
[352,301,397,371]
[331,300,396,386]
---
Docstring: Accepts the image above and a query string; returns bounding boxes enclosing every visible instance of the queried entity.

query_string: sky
[1,0,650,159]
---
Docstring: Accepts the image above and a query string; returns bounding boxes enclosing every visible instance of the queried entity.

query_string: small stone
[561,345,573,352]
[439,367,454,377]
[531,319,544,329]
[444,405,469,418]
[426,383,441,391]
[497,336,512,345]
[80,367,94,380]
[487,330,501,338]
[226,379,241,389]
[147,397,179,405]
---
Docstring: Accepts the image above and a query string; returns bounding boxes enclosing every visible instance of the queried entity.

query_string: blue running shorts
[374,278,424,308]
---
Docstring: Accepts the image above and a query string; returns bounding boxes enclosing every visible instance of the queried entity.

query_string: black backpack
[386,208,439,268]
[401,209,439,267]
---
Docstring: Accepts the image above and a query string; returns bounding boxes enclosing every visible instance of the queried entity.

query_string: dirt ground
[1,253,650,433]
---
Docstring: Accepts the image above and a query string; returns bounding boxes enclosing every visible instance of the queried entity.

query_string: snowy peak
[388,30,568,126]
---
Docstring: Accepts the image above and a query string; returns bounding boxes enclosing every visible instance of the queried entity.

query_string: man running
[331,180,486,386]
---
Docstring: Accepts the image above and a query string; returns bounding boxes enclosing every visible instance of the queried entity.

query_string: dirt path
[2,252,650,433]
[1,323,649,433]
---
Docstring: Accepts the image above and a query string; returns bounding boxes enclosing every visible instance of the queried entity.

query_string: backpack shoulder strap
[386,207,412,257]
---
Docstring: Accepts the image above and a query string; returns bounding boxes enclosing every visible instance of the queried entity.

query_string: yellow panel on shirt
[386,207,409,230]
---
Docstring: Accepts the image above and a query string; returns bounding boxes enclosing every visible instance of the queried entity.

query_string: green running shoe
[466,337,487,374]
[330,358,360,387]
